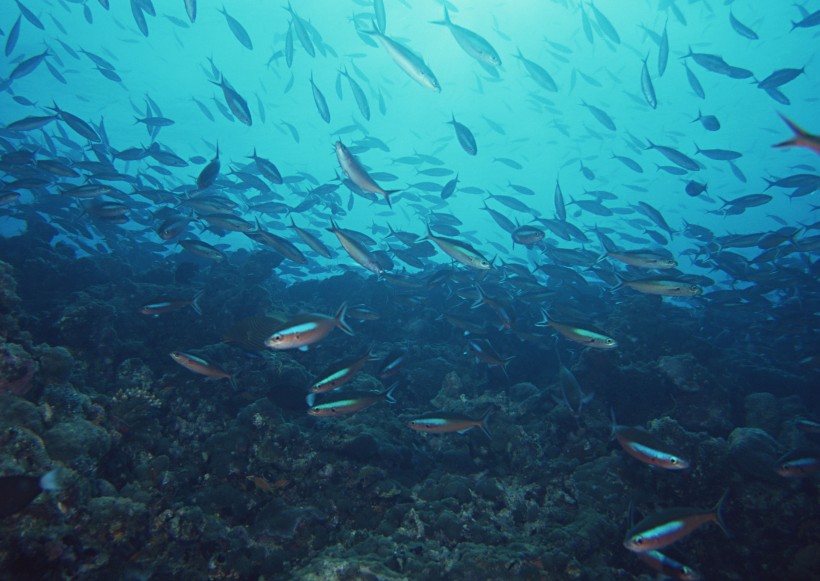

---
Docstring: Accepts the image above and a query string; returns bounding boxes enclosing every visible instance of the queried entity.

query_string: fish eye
[606,339,614,344]
[634,537,643,545]
[670,458,678,465]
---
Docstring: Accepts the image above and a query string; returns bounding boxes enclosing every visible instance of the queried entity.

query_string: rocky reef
[0,238,818,581]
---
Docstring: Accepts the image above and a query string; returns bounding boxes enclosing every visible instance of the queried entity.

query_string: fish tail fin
[610,272,626,292]
[535,308,550,327]
[479,408,493,440]
[229,374,238,390]
[714,489,732,538]
[384,189,399,208]
[680,45,694,60]
[335,302,354,336]
[306,393,316,407]
[384,381,399,404]
[609,407,618,440]
[773,113,809,148]
[191,290,204,315]
[471,284,487,309]
[39,468,62,491]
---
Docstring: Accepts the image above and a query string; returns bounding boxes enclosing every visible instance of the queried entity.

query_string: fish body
[432,6,501,67]
[408,409,492,439]
[605,251,676,269]
[309,349,374,393]
[426,225,491,270]
[612,419,690,470]
[307,383,397,416]
[614,276,703,296]
[448,114,477,155]
[170,351,232,381]
[367,25,440,92]
[264,303,353,350]
[636,550,702,580]
[309,72,330,123]
[775,450,820,478]
[179,239,226,261]
[139,293,202,316]
[335,141,397,207]
[536,311,617,349]
[514,48,557,91]
[328,219,385,274]
[624,492,730,552]
[641,55,657,109]
[0,470,62,518]
[211,77,252,126]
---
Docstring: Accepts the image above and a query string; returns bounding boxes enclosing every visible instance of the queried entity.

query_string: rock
[44,419,112,464]
[727,427,782,482]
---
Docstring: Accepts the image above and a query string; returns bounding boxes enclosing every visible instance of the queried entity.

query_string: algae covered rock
[44,418,112,465]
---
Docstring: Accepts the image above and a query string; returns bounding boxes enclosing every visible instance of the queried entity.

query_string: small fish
[604,251,677,270]
[264,303,354,351]
[775,450,820,478]
[407,409,492,439]
[335,141,398,207]
[636,550,702,581]
[378,349,406,379]
[170,351,234,384]
[0,469,62,518]
[307,383,397,416]
[448,114,477,156]
[309,72,330,123]
[179,239,226,261]
[309,349,374,393]
[431,6,501,67]
[425,224,491,270]
[366,24,440,93]
[139,292,202,316]
[624,492,730,553]
[640,54,657,109]
[328,219,385,274]
[613,276,703,297]
[611,412,690,470]
[536,311,617,349]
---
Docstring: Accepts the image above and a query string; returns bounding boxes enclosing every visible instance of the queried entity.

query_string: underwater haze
[0,0,819,579]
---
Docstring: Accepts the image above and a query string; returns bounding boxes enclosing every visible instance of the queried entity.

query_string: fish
[335,141,398,207]
[0,469,62,518]
[264,303,354,351]
[309,349,375,393]
[658,20,669,76]
[366,24,440,92]
[640,55,657,109]
[635,550,702,581]
[513,48,557,92]
[307,383,397,416]
[210,76,252,126]
[407,409,492,439]
[179,239,226,261]
[775,450,820,478]
[773,114,820,155]
[611,412,690,470]
[684,64,705,99]
[377,349,406,379]
[184,0,196,23]
[448,114,477,156]
[729,11,758,40]
[170,351,234,385]
[646,141,699,171]
[219,5,253,50]
[309,72,331,123]
[289,217,333,259]
[556,357,593,419]
[284,2,315,57]
[328,219,386,274]
[425,224,492,270]
[603,251,677,269]
[536,311,617,349]
[613,275,703,297]
[339,67,371,121]
[431,6,501,67]
[624,492,730,552]
[139,292,203,316]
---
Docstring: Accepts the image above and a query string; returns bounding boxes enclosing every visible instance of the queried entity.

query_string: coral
[657,352,711,392]
[0,341,38,398]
